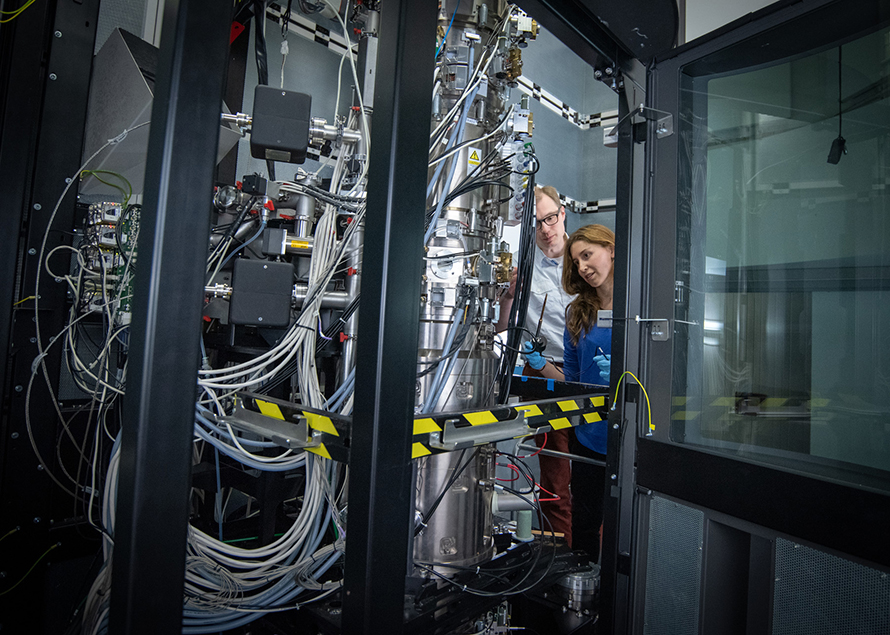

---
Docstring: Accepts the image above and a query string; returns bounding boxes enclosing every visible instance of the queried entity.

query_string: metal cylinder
[413,447,496,569]
[557,566,601,611]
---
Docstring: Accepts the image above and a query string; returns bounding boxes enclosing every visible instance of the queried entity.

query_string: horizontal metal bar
[517,443,607,467]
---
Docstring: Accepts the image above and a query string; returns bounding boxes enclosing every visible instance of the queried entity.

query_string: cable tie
[108,129,129,145]
[31,351,48,374]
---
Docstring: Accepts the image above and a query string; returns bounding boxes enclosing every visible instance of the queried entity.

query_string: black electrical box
[229,259,293,327]
[250,86,311,164]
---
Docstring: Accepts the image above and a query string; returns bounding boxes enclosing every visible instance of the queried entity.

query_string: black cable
[415,449,477,536]
[492,150,536,402]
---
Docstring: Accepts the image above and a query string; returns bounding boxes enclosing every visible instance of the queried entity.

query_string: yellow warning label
[413,418,441,435]
[516,404,543,418]
[307,444,332,460]
[290,240,310,250]
[558,400,579,412]
[583,412,603,423]
[412,442,432,459]
[305,413,339,437]
[256,400,285,420]
[467,147,481,167]
[464,410,498,426]
[590,396,606,407]
[550,417,572,430]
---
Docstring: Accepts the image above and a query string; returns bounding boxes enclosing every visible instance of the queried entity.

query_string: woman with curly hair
[522,223,614,562]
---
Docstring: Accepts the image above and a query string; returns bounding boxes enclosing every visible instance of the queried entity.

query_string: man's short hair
[535,185,561,210]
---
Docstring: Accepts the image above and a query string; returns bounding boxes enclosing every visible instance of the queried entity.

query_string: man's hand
[501,266,517,300]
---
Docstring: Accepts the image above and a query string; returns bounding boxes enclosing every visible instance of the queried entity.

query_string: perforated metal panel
[773,538,890,635]
[95,0,148,53]
[643,496,704,635]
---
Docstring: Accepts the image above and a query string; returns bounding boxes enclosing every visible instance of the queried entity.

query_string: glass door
[620,1,890,633]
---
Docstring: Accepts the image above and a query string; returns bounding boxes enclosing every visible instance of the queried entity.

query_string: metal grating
[773,538,890,635]
[95,0,148,54]
[643,496,704,635]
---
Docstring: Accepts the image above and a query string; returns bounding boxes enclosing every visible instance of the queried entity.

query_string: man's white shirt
[520,244,574,363]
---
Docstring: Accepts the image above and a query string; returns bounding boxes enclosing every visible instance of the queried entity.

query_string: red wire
[495,463,521,482]
[536,482,559,499]
[517,432,546,459]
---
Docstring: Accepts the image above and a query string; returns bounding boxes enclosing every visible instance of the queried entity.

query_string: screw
[29,337,36,343]
[594,70,603,79]
[257,316,263,322]
[263,264,268,269]
[14,385,23,393]
[33,517,41,524]
[37,464,44,471]
[613,423,619,429]
[28,248,36,255]
[10,432,19,439]
[33,203,42,211]
[49,73,57,81]
[54,31,62,38]
[65,177,72,183]
[604,67,613,76]
[610,474,617,480]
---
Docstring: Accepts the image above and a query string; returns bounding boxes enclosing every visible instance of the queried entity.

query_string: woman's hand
[593,354,610,383]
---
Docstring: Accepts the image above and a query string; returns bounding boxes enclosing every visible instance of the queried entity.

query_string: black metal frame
[0,0,101,625]
[0,0,648,632]
[108,1,233,632]
[340,1,437,629]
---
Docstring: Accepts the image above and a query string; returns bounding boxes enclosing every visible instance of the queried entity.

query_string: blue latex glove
[521,341,547,371]
[594,354,611,383]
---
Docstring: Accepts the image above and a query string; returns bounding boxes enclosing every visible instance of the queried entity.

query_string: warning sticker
[467,147,481,168]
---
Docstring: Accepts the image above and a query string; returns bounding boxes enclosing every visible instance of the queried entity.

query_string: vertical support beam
[108,1,231,633]
[343,0,437,632]
[600,56,648,635]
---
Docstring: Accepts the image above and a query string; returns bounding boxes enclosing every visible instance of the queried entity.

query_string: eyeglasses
[536,212,560,228]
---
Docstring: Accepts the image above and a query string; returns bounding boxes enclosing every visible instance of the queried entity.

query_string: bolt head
[49,73,57,81]
[10,432,19,439]
[54,31,62,38]
[28,248,36,256]
[33,517,41,524]
[33,203,42,211]
[14,385,23,393]
[610,473,617,480]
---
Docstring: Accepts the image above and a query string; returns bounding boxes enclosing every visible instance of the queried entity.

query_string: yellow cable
[0,0,36,22]
[0,542,60,596]
[12,295,36,307]
[0,526,20,543]
[612,370,654,434]
[80,170,132,206]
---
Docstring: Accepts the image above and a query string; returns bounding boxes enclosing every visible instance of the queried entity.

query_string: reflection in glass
[672,24,890,489]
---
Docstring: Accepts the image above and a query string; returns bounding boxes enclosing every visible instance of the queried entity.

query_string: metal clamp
[428,412,530,452]
[219,400,321,450]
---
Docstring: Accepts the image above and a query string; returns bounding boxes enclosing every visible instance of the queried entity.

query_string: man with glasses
[496,184,575,545]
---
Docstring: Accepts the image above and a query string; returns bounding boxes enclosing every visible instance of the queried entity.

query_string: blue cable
[218,220,266,271]
[435,0,461,58]
[214,448,223,541]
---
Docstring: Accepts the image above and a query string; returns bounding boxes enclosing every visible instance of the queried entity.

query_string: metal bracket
[612,104,674,142]
[219,400,321,450]
[428,412,529,451]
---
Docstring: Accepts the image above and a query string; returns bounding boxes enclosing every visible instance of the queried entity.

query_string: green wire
[0,542,60,597]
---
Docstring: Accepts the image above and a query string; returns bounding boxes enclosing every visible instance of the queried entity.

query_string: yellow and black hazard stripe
[239,391,350,463]
[236,390,610,463]
[410,392,610,459]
